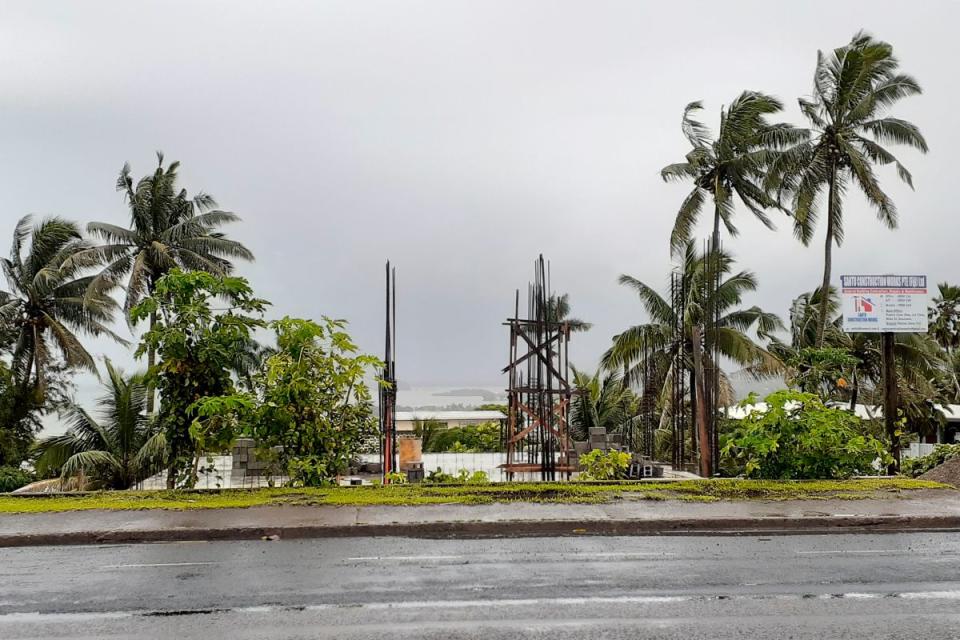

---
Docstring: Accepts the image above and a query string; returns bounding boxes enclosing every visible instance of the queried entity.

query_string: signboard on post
[840,275,928,333]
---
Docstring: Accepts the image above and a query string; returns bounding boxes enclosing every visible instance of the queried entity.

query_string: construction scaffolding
[379,261,398,480]
[501,256,575,481]
[670,269,690,470]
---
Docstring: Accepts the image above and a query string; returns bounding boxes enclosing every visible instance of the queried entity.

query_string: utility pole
[882,331,900,471]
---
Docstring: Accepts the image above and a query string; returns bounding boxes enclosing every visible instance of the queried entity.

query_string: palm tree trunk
[146,309,157,414]
[816,168,837,348]
[849,367,859,411]
[690,324,712,477]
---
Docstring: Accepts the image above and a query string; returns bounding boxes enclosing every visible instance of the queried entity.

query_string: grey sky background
[0,1,954,412]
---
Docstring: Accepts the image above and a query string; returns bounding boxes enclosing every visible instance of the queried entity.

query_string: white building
[395,410,505,434]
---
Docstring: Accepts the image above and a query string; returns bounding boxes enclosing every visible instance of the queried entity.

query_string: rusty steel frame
[501,256,575,481]
[379,261,398,481]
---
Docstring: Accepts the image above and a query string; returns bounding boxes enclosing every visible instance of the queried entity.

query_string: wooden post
[882,331,900,471]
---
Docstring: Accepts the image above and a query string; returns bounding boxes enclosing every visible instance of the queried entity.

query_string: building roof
[724,402,960,422]
[395,410,506,422]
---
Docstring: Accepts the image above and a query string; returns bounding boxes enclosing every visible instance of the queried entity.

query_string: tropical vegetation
[32,360,166,490]
[0,30,945,489]
[721,390,890,479]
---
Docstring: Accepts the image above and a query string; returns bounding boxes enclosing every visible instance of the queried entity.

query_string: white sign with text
[840,274,928,333]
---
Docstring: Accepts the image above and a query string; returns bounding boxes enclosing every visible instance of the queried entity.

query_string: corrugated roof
[724,403,960,421]
[395,410,506,421]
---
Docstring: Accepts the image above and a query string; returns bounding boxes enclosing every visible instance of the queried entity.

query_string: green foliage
[422,468,489,484]
[384,471,407,484]
[32,359,167,489]
[662,91,806,255]
[930,283,960,353]
[786,347,860,397]
[425,467,456,483]
[132,269,267,487]
[578,449,631,480]
[474,403,508,413]
[87,153,254,317]
[457,469,489,484]
[721,390,891,479]
[420,421,502,453]
[251,316,382,486]
[189,393,256,455]
[603,242,784,402]
[0,478,946,513]
[0,360,50,466]
[0,466,33,493]
[901,444,960,478]
[1,215,122,393]
[569,368,636,442]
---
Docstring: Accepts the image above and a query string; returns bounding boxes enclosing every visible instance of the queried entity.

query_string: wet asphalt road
[2,533,960,639]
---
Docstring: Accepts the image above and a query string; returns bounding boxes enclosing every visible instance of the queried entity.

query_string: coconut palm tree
[0,216,121,396]
[569,367,636,442]
[604,241,783,384]
[662,91,806,255]
[32,359,166,490]
[775,32,927,346]
[545,293,591,332]
[602,242,783,473]
[84,153,254,410]
[929,282,960,353]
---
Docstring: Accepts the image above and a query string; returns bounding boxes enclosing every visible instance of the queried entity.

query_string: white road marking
[5,590,960,622]
[900,590,960,599]
[347,552,675,562]
[347,555,463,561]
[103,562,217,569]
[796,549,899,555]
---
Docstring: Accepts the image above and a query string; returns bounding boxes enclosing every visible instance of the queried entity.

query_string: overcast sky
[0,1,954,403]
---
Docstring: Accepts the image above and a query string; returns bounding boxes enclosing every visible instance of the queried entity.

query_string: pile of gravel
[919,456,960,487]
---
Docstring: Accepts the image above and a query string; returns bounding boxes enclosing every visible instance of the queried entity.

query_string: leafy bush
[721,390,891,479]
[0,466,33,493]
[421,468,489,484]
[579,449,631,480]
[457,469,489,484]
[418,421,502,453]
[901,444,960,477]
[253,317,382,486]
[425,467,456,483]
[787,347,859,397]
[384,471,407,484]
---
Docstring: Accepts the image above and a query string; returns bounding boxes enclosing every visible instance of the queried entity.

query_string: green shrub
[425,467,456,483]
[579,449,631,480]
[422,468,490,484]
[457,469,489,484]
[384,471,407,484]
[901,444,960,477]
[720,390,890,479]
[0,466,33,493]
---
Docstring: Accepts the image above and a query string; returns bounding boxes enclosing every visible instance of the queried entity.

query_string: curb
[3,515,960,547]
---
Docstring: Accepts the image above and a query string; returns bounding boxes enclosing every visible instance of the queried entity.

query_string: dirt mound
[919,456,960,487]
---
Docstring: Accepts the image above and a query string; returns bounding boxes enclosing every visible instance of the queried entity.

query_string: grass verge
[0,478,949,513]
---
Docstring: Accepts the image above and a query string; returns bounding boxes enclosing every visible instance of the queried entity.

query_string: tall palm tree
[775,32,927,346]
[0,216,121,396]
[33,359,166,490]
[84,153,254,410]
[662,91,806,255]
[603,241,783,473]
